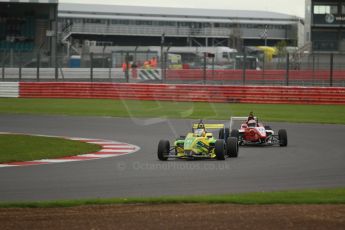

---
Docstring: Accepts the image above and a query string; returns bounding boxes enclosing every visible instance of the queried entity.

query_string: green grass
[0,188,344,208]
[0,134,101,163]
[1,98,345,124]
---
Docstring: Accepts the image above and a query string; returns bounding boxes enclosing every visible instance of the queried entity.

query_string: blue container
[69,55,81,68]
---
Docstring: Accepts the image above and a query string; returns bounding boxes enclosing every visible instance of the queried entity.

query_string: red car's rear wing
[230,116,258,130]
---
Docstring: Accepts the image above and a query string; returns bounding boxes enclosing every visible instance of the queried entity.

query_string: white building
[58,3,304,51]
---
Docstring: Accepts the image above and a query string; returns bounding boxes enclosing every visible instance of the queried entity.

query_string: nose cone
[183,137,195,150]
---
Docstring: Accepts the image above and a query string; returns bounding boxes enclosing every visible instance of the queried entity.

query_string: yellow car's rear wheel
[227,137,239,158]
[215,140,225,160]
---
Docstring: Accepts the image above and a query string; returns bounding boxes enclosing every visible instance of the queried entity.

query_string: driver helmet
[197,123,205,129]
[247,119,257,128]
[248,112,254,120]
[194,129,205,137]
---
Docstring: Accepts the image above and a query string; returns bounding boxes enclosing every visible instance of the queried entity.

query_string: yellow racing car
[157,120,238,161]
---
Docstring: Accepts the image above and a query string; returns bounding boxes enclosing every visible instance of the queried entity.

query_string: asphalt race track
[0,114,344,202]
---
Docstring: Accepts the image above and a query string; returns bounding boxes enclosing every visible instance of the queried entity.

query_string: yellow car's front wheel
[158,140,170,161]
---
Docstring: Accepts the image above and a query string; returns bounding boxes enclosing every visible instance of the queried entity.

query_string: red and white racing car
[229,117,287,146]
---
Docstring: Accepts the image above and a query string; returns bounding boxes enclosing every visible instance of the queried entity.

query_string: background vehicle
[235,55,260,70]
[229,116,288,146]
[168,46,237,69]
[167,53,183,69]
[106,46,238,69]
[158,121,238,161]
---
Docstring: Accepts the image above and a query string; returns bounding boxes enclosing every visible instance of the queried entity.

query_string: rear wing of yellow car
[192,124,224,130]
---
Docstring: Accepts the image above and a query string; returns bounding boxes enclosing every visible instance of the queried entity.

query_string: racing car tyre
[158,140,170,161]
[218,129,223,139]
[227,137,239,158]
[215,140,225,160]
[225,128,229,139]
[218,128,229,140]
[230,129,239,138]
[278,129,288,147]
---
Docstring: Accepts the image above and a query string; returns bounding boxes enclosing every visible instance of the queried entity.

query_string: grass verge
[0,134,101,163]
[0,98,345,124]
[0,188,344,208]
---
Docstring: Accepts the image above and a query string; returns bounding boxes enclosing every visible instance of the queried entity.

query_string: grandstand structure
[0,0,58,66]
[0,1,305,68]
[305,0,345,52]
[58,3,304,56]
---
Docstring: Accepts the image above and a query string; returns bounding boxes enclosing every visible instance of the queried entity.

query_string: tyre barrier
[13,82,345,105]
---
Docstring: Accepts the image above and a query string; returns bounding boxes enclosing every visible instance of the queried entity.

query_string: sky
[61,0,306,18]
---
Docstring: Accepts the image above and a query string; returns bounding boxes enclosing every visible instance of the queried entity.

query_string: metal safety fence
[1,50,345,87]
